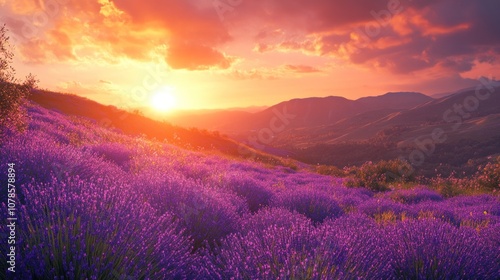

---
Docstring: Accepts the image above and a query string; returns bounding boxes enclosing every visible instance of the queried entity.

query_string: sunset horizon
[2,0,499,111]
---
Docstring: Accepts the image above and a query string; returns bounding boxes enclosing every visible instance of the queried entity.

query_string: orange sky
[2,0,499,110]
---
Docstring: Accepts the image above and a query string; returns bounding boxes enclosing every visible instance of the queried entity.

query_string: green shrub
[471,156,500,191]
[429,157,500,196]
[315,164,346,177]
[345,159,415,192]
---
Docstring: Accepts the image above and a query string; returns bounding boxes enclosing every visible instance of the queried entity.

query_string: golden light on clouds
[1,0,498,110]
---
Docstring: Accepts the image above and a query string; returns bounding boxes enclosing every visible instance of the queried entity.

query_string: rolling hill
[168,92,433,134]
[4,87,499,279]
[162,86,500,176]
[279,85,500,146]
[28,85,500,177]
[277,86,500,175]
[27,89,299,168]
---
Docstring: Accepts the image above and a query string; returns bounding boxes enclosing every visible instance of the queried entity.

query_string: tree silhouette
[0,25,37,138]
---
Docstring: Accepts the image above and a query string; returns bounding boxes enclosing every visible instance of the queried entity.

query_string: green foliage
[430,176,466,198]
[315,164,346,177]
[345,159,415,192]
[475,156,500,191]
[0,25,37,137]
[429,157,500,196]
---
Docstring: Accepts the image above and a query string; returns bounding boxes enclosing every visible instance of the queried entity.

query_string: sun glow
[150,87,177,112]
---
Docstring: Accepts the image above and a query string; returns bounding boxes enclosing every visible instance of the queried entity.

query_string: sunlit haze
[150,87,178,112]
[2,0,499,110]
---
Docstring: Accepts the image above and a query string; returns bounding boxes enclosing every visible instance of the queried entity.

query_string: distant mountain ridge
[164,85,499,175]
[28,85,500,175]
[270,86,500,146]
[269,85,500,175]
[167,91,434,133]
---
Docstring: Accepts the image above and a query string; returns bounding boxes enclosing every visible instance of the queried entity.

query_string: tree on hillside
[0,24,37,138]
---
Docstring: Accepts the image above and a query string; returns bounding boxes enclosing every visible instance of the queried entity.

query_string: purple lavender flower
[271,188,344,223]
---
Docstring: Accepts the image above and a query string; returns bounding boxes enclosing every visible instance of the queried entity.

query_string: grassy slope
[28,89,299,168]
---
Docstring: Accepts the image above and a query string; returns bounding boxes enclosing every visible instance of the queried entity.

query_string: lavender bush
[219,173,274,212]
[385,187,443,204]
[271,188,344,223]
[238,207,312,235]
[204,222,347,279]
[384,219,500,279]
[11,177,194,279]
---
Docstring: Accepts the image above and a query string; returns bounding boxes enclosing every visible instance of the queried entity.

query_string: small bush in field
[386,188,443,204]
[176,188,245,248]
[319,214,392,279]
[239,207,312,235]
[345,159,414,192]
[222,173,274,212]
[271,188,343,223]
[316,164,346,177]
[136,173,246,249]
[474,156,500,191]
[429,175,468,197]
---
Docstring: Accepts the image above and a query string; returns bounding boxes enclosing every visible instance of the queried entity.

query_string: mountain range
[165,85,500,175]
[28,83,500,177]
[167,92,432,133]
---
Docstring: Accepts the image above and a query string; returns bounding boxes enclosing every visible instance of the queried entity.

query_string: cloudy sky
[1,0,499,110]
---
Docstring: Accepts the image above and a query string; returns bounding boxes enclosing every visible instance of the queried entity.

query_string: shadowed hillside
[169,92,433,134]
[282,86,500,176]
[161,86,500,177]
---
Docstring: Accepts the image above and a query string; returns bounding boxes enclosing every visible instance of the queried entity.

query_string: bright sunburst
[150,87,177,112]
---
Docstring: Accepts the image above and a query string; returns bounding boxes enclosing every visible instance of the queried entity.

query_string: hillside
[2,0,500,277]
[1,95,499,279]
[168,92,433,134]
[161,86,500,176]
[283,86,500,175]
[165,110,253,131]
[28,90,297,168]
[277,86,500,145]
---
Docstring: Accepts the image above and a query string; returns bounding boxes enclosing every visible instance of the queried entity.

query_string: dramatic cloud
[1,0,234,69]
[2,0,498,73]
[166,42,233,70]
[240,0,500,74]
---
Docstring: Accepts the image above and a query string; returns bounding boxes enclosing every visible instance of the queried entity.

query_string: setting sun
[150,87,177,112]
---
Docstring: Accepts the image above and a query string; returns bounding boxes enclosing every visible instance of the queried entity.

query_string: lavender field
[1,103,499,279]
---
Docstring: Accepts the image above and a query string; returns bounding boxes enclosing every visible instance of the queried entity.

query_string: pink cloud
[166,42,233,70]
[1,0,498,75]
[284,64,321,73]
